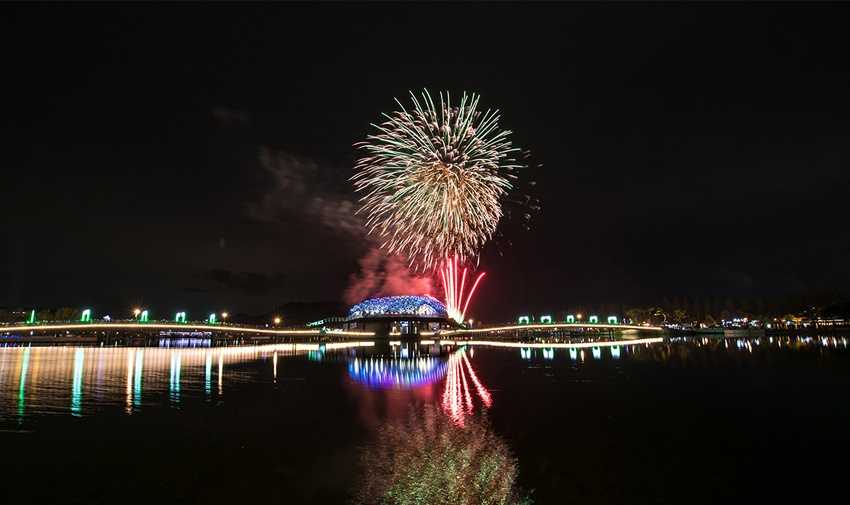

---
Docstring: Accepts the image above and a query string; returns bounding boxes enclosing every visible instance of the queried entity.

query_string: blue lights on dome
[348,295,448,319]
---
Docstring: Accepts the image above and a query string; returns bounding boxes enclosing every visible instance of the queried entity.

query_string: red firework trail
[439,256,486,324]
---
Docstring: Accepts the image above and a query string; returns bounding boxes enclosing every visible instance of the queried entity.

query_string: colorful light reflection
[133,350,143,408]
[348,356,447,389]
[1,343,376,421]
[169,353,181,404]
[442,347,492,426]
[18,347,30,418]
[71,348,84,416]
[611,345,621,359]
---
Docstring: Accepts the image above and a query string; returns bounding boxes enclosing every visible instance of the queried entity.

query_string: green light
[540,315,552,324]
[518,316,530,325]
[607,316,618,324]
[566,315,575,323]
[133,350,143,407]
[26,309,36,325]
[18,347,30,418]
[207,313,216,324]
[589,315,599,324]
[71,348,84,416]
[80,309,92,323]
[139,310,149,323]
[175,312,187,323]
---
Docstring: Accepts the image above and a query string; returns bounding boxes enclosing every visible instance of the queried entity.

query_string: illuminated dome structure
[348,295,447,320]
[344,295,453,337]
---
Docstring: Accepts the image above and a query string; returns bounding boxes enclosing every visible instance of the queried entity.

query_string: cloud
[211,106,250,126]
[248,148,434,304]
[247,148,364,238]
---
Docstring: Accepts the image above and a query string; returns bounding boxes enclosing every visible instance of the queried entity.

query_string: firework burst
[352,89,524,272]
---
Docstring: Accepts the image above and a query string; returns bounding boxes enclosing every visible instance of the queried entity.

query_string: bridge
[2,320,662,345]
[437,336,664,348]
[0,321,375,343]
[415,322,663,338]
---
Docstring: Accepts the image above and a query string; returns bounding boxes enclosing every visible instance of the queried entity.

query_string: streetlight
[133,308,141,318]
[221,312,229,322]
[273,316,281,325]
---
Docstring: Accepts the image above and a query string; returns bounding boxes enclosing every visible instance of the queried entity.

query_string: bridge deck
[0,322,373,338]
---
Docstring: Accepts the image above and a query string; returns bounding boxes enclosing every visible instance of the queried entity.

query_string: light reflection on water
[168,352,181,404]
[0,342,374,422]
[1,334,848,504]
[17,347,29,419]
[348,356,448,389]
[442,346,492,426]
[71,348,84,416]
[1,335,844,424]
[353,404,526,505]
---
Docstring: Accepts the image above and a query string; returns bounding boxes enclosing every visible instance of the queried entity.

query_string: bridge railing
[428,322,663,338]
[0,320,374,338]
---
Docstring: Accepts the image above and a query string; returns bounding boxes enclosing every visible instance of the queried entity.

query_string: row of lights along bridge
[517,314,622,325]
[19,309,629,328]
[21,308,283,326]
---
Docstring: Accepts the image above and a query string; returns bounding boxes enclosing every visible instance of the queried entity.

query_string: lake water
[2,335,849,504]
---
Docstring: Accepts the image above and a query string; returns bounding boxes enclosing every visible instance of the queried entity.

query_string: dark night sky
[2,3,849,321]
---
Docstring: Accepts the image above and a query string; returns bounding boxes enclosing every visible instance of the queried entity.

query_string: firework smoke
[343,248,433,305]
[249,148,363,237]
[250,148,432,303]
